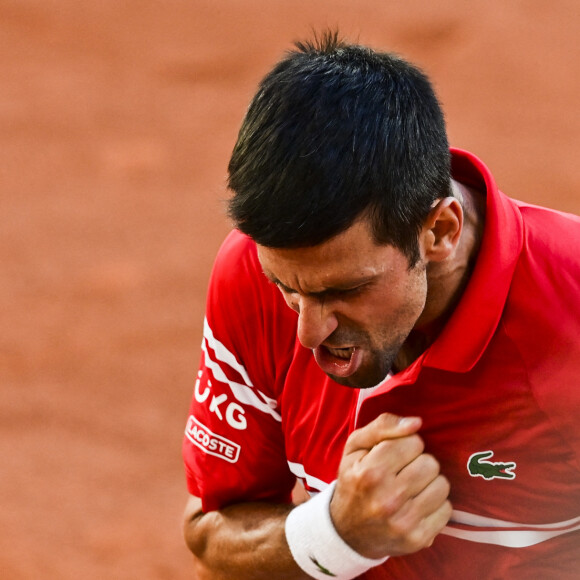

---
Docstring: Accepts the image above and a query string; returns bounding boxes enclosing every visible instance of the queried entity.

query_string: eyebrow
[264,272,375,298]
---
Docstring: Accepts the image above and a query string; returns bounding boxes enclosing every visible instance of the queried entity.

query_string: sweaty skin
[184,182,484,577]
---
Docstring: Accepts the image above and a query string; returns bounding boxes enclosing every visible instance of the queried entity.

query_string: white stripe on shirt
[287,461,330,494]
[286,461,580,548]
[202,318,281,421]
[441,511,580,547]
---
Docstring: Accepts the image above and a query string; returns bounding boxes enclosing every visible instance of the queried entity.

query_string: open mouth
[325,346,355,360]
[313,345,363,378]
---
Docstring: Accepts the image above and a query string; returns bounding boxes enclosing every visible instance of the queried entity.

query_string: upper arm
[182,494,231,580]
[183,232,298,512]
[182,493,206,565]
[183,493,204,528]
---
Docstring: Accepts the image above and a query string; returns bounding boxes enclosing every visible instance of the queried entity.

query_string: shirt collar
[422,148,524,372]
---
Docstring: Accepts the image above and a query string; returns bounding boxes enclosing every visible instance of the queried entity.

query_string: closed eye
[318,286,360,300]
[263,269,372,301]
[276,282,367,301]
[273,280,297,296]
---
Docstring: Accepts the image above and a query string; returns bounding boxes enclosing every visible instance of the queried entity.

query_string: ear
[420,197,463,262]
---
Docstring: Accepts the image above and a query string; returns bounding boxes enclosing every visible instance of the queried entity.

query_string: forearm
[183,495,310,579]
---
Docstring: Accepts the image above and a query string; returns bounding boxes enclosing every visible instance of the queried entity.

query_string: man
[182,32,580,579]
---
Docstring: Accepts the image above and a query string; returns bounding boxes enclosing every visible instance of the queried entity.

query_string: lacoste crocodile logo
[467,450,516,480]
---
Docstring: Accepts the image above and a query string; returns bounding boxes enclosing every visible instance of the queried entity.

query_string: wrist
[285,480,389,579]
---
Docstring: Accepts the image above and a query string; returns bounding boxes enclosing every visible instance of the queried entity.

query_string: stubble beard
[329,337,406,389]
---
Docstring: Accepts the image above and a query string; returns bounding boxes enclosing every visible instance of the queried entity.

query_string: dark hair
[227,31,451,265]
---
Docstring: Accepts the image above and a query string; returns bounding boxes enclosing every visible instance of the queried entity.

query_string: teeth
[327,347,353,360]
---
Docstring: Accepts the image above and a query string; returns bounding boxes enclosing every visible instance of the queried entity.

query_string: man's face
[257,218,428,389]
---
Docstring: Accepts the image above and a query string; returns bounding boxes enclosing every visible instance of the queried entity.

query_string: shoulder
[517,202,580,264]
[206,230,297,391]
[210,229,263,288]
[514,202,580,295]
[499,201,580,374]
[208,230,277,316]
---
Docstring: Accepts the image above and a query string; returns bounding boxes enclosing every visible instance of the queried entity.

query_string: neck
[393,180,485,372]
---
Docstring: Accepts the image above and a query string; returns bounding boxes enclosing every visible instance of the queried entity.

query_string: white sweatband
[285,480,389,579]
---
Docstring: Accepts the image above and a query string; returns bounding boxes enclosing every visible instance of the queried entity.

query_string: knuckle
[430,473,451,501]
[419,453,441,475]
[375,412,397,429]
[408,526,435,551]
[344,462,381,492]
[445,503,453,525]
[345,425,369,450]
[408,434,425,456]
[370,412,404,436]
[375,486,407,517]
[381,433,423,461]
[388,512,419,543]
[390,513,433,551]
[442,499,453,520]
[438,474,451,496]
[343,432,364,455]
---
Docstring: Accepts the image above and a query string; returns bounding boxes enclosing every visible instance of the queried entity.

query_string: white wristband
[285,480,389,579]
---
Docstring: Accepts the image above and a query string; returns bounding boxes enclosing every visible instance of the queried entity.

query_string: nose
[295,296,338,350]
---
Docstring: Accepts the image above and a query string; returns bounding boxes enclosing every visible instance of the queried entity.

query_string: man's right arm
[184,495,309,580]
[183,413,452,578]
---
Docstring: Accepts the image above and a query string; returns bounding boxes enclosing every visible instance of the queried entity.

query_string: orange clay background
[1,1,578,578]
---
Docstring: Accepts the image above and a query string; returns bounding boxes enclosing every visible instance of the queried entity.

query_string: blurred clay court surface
[1,1,578,578]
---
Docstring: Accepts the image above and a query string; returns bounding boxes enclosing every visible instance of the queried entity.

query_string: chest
[280,336,580,523]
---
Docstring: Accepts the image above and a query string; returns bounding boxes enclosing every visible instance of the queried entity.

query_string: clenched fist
[330,413,452,559]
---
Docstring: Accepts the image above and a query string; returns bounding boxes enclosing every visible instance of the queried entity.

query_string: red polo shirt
[183,149,580,578]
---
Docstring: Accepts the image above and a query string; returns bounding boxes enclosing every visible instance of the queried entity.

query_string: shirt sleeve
[183,230,297,512]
